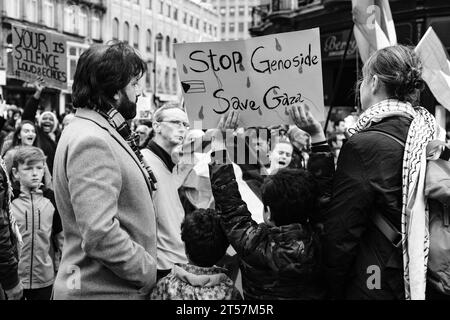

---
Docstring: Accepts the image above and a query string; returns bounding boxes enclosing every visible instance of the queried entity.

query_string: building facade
[250,0,450,130]
[104,0,220,104]
[0,0,106,115]
[209,0,260,41]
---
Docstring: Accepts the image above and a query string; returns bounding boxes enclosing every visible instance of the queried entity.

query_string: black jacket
[323,116,412,300]
[22,97,59,173]
[210,145,334,300]
[0,161,19,290]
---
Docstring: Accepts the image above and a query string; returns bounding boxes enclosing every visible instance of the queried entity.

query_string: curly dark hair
[181,208,229,267]
[72,41,146,111]
[261,168,319,226]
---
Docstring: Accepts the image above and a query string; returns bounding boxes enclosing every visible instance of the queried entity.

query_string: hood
[38,111,59,134]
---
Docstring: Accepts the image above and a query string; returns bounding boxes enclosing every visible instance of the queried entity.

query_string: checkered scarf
[95,107,157,191]
[350,99,438,300]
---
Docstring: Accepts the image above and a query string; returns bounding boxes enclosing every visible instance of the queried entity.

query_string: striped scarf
[349,99,439,300]
[95,107,157,191]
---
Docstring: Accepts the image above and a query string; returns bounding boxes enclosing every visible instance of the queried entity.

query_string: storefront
[250,0,450,132]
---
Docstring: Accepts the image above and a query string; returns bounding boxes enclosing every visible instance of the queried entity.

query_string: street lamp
[153,33,163,108]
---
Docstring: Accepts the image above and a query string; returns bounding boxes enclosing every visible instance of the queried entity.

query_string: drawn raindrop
[199,106,204,120]
[284,107,289,116]
[273,87,278,95]
[246,77,251,88]
[298,65,303,74]
[183,64,188,74]
[275,38,282,51]
[239,64,245,71]
[258,108,263,116]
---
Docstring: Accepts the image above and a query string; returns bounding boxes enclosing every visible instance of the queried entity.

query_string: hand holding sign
[289,104,326,143]
[33,76,46,92]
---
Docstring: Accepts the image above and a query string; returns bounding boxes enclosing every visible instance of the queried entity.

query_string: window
[209,24,212,35]
[238,6,245,16]
[123,22,130,43]
[220,7,226,16]
[238,22,244,32]
[195,18,199,30]
[79,8,88,36]
[173,8,178,20]
[204,22,207,32]
[214,26,217,37]
[92,13,101,40]
[112,18,119,40]
[189,15,193,27]
[5,0,21,19]
[183,12,187,24]
[146,29,152,52]
[172,68,178,93]
[146,62,152,89]
[68,44,88,87]
[43,1,55,28]
[229,22,235,33]
[157,33,163,52]
[165,67,170,92]
[25,0,38,23]
[230,7,235,17]
[173,38,177,59]
[167,4,171,17]
[147,0,152,9]
[64,5,76,33]
[165,36,170,57]
[133,25,139,49]
[159,1,164,14]
[221,23,226,33]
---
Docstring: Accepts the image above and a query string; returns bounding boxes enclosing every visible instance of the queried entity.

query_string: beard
[116,90,137,120]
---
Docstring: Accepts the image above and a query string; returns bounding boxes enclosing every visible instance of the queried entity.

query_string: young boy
[150,208,242,300]
[11,146,63,300]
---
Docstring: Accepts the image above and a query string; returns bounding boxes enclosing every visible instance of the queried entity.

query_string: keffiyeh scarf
[349,99,440,300]
[95,106,157,191]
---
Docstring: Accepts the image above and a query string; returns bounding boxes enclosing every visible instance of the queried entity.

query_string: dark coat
[323,116,412,300]
[210,145,333,300]
[0,160,19,290]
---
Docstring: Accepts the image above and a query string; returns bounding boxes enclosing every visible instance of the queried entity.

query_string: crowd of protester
[0,41,449,301]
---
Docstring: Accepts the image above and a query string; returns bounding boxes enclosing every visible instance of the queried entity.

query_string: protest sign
[11,24,67,90]
[174,28,324,128]
[136,95,154,119]
[415,27,450,112]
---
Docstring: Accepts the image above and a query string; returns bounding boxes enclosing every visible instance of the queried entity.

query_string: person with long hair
[2,121,52,190]
[322,45,445,300]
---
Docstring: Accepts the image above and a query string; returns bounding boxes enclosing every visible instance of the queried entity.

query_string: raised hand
[288,103,326,143]
[217,110,240,132]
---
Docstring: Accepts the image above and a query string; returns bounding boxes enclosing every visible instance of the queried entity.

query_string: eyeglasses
[160,120,190,129]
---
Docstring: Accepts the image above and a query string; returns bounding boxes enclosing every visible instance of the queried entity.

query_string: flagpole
[324,26,354,134]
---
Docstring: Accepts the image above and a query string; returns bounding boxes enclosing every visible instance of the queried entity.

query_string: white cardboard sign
[174,28,325,128]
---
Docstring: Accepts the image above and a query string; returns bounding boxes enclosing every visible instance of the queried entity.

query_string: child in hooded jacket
[10,146,63,300]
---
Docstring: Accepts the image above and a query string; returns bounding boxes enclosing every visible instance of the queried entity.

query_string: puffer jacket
[11,187,63,289]
[150,263,242,300]
[209,146,333,300]
[323,116,412,300]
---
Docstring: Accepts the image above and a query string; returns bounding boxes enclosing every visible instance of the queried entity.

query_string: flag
[352,0,397,63]
[415,27,450,112]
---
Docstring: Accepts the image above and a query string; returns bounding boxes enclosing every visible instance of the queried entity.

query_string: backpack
[369,130,450,295]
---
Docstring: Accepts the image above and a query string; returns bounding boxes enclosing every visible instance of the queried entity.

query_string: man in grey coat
[53,42,158,299]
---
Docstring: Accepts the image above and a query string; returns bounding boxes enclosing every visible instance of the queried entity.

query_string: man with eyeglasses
[141,103,190,280]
